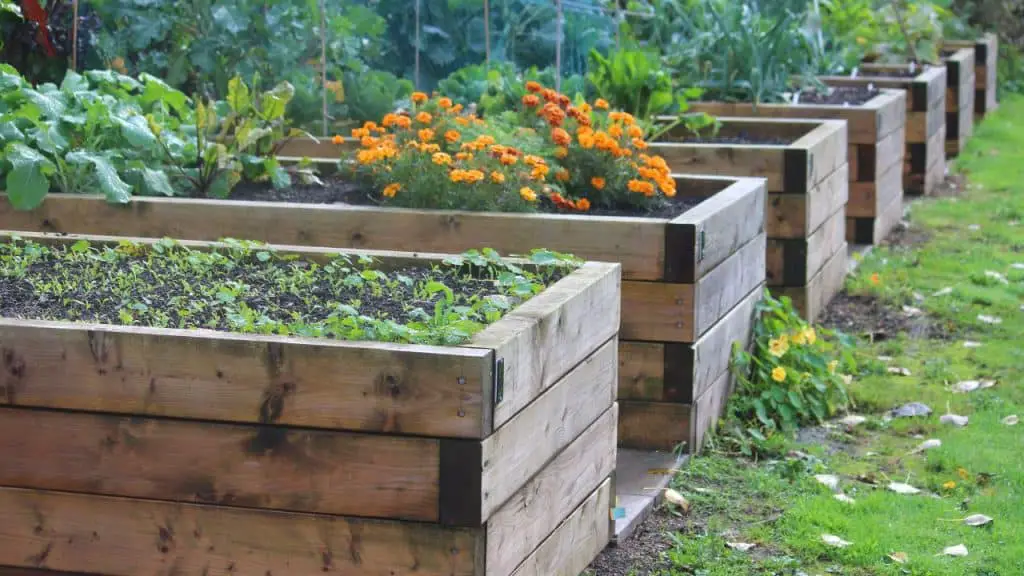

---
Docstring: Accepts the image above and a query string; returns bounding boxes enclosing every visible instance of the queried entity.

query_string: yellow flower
[431,152,452,166]
[769,336,789,358]
[382,183,401,198]
[520,187,537,202]
[554,146,569,159]
[490,171,505,184]
[943,480,956,490]
[771,366,787,383]
[828,360,839,374]
[792,331,807,346]
[803,327,817,345]
[957,467,970,480]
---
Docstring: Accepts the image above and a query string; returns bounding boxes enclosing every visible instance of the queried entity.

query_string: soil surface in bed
[664,133,794,146]
[796,85,882,106]
[229,174,708,220]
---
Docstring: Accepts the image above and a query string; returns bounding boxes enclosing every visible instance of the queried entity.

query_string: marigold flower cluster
[343,86,677,213]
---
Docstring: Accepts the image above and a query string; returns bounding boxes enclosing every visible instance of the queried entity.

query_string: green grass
[651,96,1024,576]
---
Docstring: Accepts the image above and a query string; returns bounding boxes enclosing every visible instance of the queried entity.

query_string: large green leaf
[66,151,132,204]
[22,89,66,119]
[140,168,175,196]
[4,143,54,210]
[115,115,157,148]
[227,77,251,113]
[60,71,91,94]
[139,73,189,114]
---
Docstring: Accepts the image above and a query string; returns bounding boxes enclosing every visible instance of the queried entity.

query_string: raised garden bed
[820,66,947,197]
[0,174,766,454]
[939,47,977,157]
[0,232,620,576]
[689,89,906,246]
[946,33,999,120]
[649,117,848,320]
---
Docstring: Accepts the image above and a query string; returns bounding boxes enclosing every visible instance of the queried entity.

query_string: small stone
[891,402,932,418]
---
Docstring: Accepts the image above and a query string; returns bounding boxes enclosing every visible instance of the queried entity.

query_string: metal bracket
[493,358,504,404]
[697,228,706,263]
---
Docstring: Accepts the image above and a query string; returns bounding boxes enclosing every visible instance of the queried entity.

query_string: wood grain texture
[472,262,620,430]
[946,34,998,116]
[620,281,694,343]
[849,123,905,183]
[689,284,761,403]
[849,155,904,218]
[652,143,785,190]
[693,233,767,340]
[0,407,440,521]
[617,401,690,451]
[480,338,616,521]
[690,369,734,455]
[0,487,482,576]
[777,242,850,321]
[793,120,848,191]
[485,404,617,576]
[767,163,849,239]
[0,318,493,438]
[689,90,906,145]
[766,208,845,287]
[616,342,667,401]
[509,477,612,576]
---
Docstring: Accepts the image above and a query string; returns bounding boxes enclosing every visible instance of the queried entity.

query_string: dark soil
[230,175,707,220]
[856,67,924,78]
[587,512,682,575]
[796,86,881,106]
[819,293,924,340]
[670,133,794,146]
[0,240,549,341]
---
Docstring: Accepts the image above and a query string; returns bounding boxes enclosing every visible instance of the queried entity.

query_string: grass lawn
[631,95,1024,576]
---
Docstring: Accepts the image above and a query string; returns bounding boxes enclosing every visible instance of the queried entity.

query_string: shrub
[345,83,677,214]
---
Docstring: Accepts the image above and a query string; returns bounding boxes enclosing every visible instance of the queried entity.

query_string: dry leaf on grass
[839,414,867,428]
[815,474,840,491]
[932,287,954,297]
[964,514,993,527]
[1011,263,1024,270]
[940,413,969,427]
[664,488,690,513]
[877,355,894,362]
[902,305,923,316]
[887,367,913,376]
[953,380,996,393]
[1002,415,1019,426]
[888,482,922,495]
[834,493,856,504]
[984,271,1009,284]
[726,542,756,552]
[909,439,942,454]
[888,552,909,564]
[822,534,852,548]
[940,544,968,557]
[963,340,982,348]
[978,314,1002,325]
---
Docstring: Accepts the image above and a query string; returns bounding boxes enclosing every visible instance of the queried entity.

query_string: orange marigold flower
[621,112,636,126]
[418,128,435,143]
[554,146,569,159]
[490,171,506,184]
[360,136,377,148]
[522,94,541,107]
[445,130,461,143]
[432,152,452,166]
[464,170,485,184]
[558,94,571,106]
[525,80,543,93]
[411,92,428,104]
[416,111,433,124]
[551,128,571,146]
[455,152,474,161]
[356,149,378,165]
[455,117,471,126]
[628,179,655,196]
[500,154,518,166]
[555,169,570,182]
[476,135,496,146]
[632,137,648,150]
[438,97,453,109]
[579,132,595,149]
[577,198,591,211]
[382,113,399,127]
[628,125,643,138]
[659,178,677,198]
[451,103,463,113]
[870,272,881,285]
[520,187,538,202]
[608,124,623,138]
[578,102,593,114]
[332,135,345,145]
[541,88,559,103]
[595,98,610,110]
[422,143,440,153]
[382,183,401,198]
[591,177,606,190]
[394,115,412,129]
[449,169,465,183]
[363,121,379,131]
[523,154,545,167]
[351,128,368,139]
[531,165,550,180]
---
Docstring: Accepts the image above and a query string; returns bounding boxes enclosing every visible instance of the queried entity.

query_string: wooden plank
[469,262,620,431]
[652,143,786,190]
[617,401,690,451]
[509,477,612,576]
[666,177,765,283]
[689,369,733,455]
[690,90,905,144]
[0,407,440,521]
[617,341,667,401]
[693,232,767,340]
[688,283,761,403]
[849,123,905,182]
[620,281,693,343]
[0,195,671,282]
[847,186,906,245]
[767,162,849,239]
[792,120,848,191]
[485,404,617,576]
[0,318,493,438]
[0,569,90,575]
[0,487,482,576]
[766,208,845,287]
[480,338,616,521]
[777,242,850,321]
[849,155,903,218]
[906,95,945,142]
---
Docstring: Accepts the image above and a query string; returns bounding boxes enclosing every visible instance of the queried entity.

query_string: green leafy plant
[724,290,857,455]
[876,0,949,64]
[587,47,680,121]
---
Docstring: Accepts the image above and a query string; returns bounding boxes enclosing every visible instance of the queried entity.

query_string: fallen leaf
[822,534,852,548]
[952,380,995,393]
[902,305,923,316]
[1002,415,1019,426]
[834,493,856,504]
[963,341,982,348]
[888,552,909,564]
[1011,263,1024,270]
[984,271,1009,284]
[968,224,981,231]
[932,287,954,297]
[964,514,993,527]
[978,314,1003,325]
[877,355,893,362]
[913,291,925,302]
[839,414,867,428]
[941,544,968,557]
[940,413,969,427]
[910,439,942,454]
[664,488,690,512]
[815,474,840,492]
[888,482,921,495]
[887,367,913,376]
[726,542,756,552]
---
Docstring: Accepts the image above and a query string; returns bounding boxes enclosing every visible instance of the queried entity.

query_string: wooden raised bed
[946,33,999,120]
[0,174,766,453]
[940,47,976,157]
[0,232,620,576]
[649,117,847,320]
[821,66,947,197]
[689,89,906,246]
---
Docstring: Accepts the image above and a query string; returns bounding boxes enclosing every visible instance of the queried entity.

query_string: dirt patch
[931,173,967,198]
[883,221,932,250]
[796,86,880,106]
[587,510,681,575]
[820,292,921,339]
